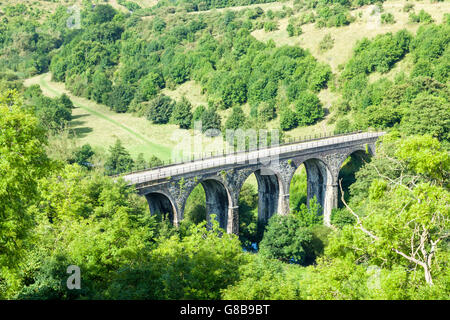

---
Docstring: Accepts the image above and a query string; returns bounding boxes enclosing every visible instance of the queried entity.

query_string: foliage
[104,139,134,175]
[0,90,53,270]
[259,198,325,266]
[70,144,95,168]
[279,107,298,131]
[200,106,222,135]
[225,106,247,131]
[106,219,247,299]
[294,91,324,126]
[171,97,193,129]
[381,13,396,25]
[318,34,334,52]
[409,10,434,24]
[222,255,304,299]
[401,94,450,142]
[147,94,175,124]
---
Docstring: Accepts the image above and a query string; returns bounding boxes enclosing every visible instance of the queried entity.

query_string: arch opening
[337,149,371,208]
[238,168,283,250]
[238,173,259,250]
[254,168,280,224]
[145,192,175,223]
[201,179,231,231]
[184,184,207,225]
[303,158,332,216]
[289,163,307,212]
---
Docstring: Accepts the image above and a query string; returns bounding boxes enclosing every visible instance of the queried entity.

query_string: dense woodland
[0,0,449,299]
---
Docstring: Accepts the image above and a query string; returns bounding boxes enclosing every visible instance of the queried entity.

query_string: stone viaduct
[122,132,384,234]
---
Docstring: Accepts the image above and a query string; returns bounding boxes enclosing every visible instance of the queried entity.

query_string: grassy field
[25,73,178,160]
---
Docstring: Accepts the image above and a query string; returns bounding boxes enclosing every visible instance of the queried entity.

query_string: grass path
[25,73,174,160]
[37,74,156,146]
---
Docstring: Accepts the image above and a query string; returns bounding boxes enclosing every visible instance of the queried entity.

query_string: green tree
[225,106,246,131]
[258,101,276,122]
[136,72,164,102]
[108,84,135,113]
[200,106,221,134]
[0,90,53,270]
[334,134,449,286]
[91,70,112,104]
[401,94,450,142]
[259,213,313,264]
[171,97,193,129]
[58,94,74,110]
[104,139,134,175]
[221,75,247,108]
[279,107,297,131]
[295,92,324,126]
[192,105,206,128]
[135,153,147,170]
[71,144,94,168]
[148,155,163,168]
[147,94,175,124]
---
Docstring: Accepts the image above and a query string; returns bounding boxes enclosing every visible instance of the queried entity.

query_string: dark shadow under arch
[303,158,332,215]
[254,168,281,224]
[201,179,231,231]
[338,149,372,207]
[145,192,176,223]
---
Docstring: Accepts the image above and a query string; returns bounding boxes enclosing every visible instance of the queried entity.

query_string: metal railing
[119,130,385,185]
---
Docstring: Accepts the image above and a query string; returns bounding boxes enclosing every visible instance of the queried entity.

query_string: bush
[259,214,314,264]
[331,208,356,229]
[318,34,334,52]
[381,13,396,24]
[258,101,276,122]
[295,92,324,126]
[334,118,351,134]
[108,84,135,113]
[403,3,414,13]
[409,10,434,24]
[200,107,222,135]
[104,139,134,175]
[315,4,354,28]
[264,21,278,32]
[280,107,298,131]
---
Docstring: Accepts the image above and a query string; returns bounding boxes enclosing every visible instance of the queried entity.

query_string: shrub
[409,10,434,24]
[280,107,298,131]
[403,3,414,13]
[295,92,324,126]
[171,97,193,129]
[318,34,334,52]
[334,118,351,134]
[381,13,396,24]
[264,21,278,32]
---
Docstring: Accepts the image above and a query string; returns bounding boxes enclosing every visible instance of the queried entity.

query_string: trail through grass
[26,73,174,160]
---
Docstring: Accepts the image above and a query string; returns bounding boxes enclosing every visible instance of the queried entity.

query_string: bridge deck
[122,131,384,185]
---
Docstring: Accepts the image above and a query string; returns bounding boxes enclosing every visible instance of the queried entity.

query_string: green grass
[27,73,174,161]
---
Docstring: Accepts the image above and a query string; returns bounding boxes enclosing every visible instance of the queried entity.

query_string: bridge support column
[278,193,290,215]
[368,142,376,156]
[323,183,338,226]
[227,206,239,235]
